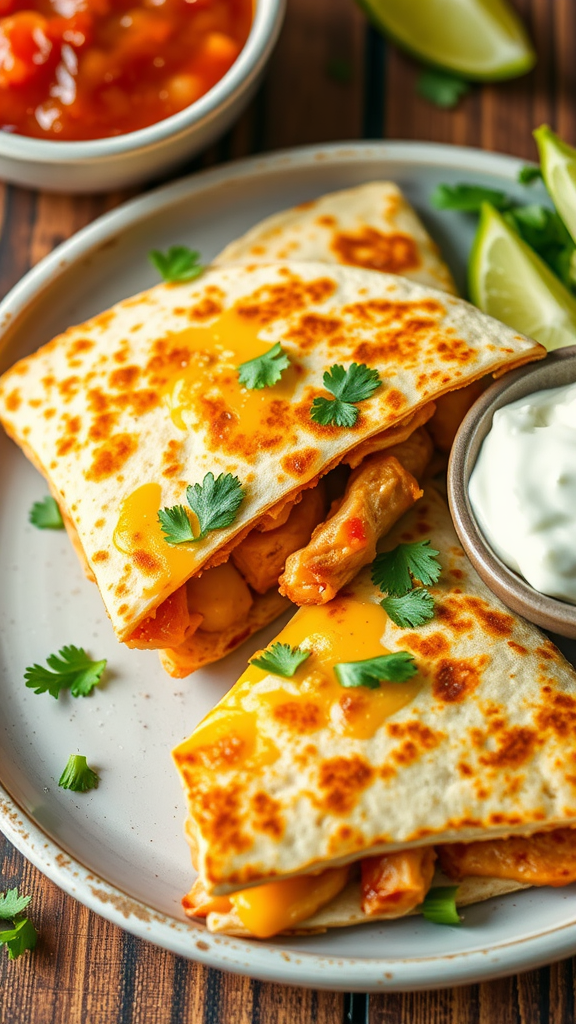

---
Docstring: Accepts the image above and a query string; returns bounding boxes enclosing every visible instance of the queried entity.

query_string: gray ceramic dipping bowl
[448,345,576,638]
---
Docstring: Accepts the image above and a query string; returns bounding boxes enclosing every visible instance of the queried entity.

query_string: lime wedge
[469,203,576,351]
[358,0,535,80]
[535,125,576,244]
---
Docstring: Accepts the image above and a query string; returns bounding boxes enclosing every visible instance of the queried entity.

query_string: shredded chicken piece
[361,848,436,916]
[231,484,326,594]
[125,585,195,650]
[345,401,435,468]
[438,828,576,887]
[279,431,431,605]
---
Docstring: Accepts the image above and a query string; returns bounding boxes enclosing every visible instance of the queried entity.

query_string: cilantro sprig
[371,540,441,629]
[158,472,245,546]
[431,178,576,294]
[380,589,436,629]
[238,343,290,389]
[250,642,311,678]
[310,363,381,428]
[24,645,107,699]
[518,165,543,185]
[417,69,470,109]
[0,888,37,961]
[149,246,203,283]
[371,541,441,597]
[334,651,417,689]
[29,495,64,530]
[58,754,100,793]
[420,886,461,926]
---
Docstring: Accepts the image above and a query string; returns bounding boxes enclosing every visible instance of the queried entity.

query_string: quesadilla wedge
[215,182,458,296]
[214,182,485,453]
[0,261,543,675]
[174,485,576,937]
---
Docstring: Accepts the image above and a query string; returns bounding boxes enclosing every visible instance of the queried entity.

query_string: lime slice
[469,203,576,351]
[535,125,576,244]
[358,0,535,80]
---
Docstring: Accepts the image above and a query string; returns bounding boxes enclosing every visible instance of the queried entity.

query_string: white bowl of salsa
[0,0,284,193]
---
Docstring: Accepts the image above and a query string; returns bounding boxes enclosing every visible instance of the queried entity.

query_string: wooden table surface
[1,0,576,1020]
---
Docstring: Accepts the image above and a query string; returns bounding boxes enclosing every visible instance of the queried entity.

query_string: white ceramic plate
[2,141,576,992]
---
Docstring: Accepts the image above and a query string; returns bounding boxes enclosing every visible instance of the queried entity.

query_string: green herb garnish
[310,363,381,428]
[0,889,32,920]
[238,343,290,389]
[149,246,203,283]
[518,165,543,185]
[421,886,461,926]
[24,645,106,700]
[417,69,470,109]
[29,496,64,530]
[0,888,37,961]
[58,754,100,793]
[0,916,38,960]
[431,183,511,213]
[380,589,435,629]
[334,652,417,689]
[250,642,311,678]
[371,540,441,598]
[158,471,245,546]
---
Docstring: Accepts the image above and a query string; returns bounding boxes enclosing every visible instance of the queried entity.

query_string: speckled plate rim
[3,141,576,991]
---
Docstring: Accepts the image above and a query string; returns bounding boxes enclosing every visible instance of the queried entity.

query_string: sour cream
[469,381,576,605]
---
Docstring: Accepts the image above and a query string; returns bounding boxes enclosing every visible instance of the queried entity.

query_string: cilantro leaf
[250,642,311,678]
[431,183,511,213]
[159,472,245,546]
[29,496,64,530]
[504,204,576,291]
[417,69,470,109]
[58,754,100,793]
[310,396,359,427]
[421,886,461,926]
[518,165,543,185]
[381,589,435,629]
[24,645,107,699]
[371,541,441,598]
[157,504,195,545]
[0,917,38,960]
[334,651,417,689]
[0,889,31,920]
[149,246,203,283]
[310,363,381,428]
[186,472,245,536]
[238,343,290,390]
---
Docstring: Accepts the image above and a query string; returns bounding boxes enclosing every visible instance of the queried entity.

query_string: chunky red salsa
[0,0,252,140]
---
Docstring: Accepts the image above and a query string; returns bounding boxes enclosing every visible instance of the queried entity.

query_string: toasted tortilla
[0,262,542,645]
[173,485,576,901]
[215,182,458,296]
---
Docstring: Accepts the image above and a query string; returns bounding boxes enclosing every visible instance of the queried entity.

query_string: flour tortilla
[174,485,576,899]
[215,182,458,295]
[0,263,541,643]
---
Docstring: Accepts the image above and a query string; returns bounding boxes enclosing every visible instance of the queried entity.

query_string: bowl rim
[0,0,284,161]
[447,345,576,637]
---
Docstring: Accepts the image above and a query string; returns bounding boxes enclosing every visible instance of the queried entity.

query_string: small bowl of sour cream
[448,345,576,638]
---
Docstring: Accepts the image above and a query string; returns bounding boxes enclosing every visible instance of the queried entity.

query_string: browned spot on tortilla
[433,657,487,703]
[272,701,324,733]
[109,365,140,390]
[92,550,109,563]
[400,632,450,659]
[536,691,576,738]
[85,433,137,481]
[287,313,342,349]
[387,720,443,765]
[480,726,539,769]
[252,792,285,839]
[508,640,527,656]
[331,227,421,274]
[189,297,222,321]
[463,596,515,638]
[132,549,161,575]
[235,276,336,326]
[435,597,474,634]
[281,447,318,477]
[317,755,374,814]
